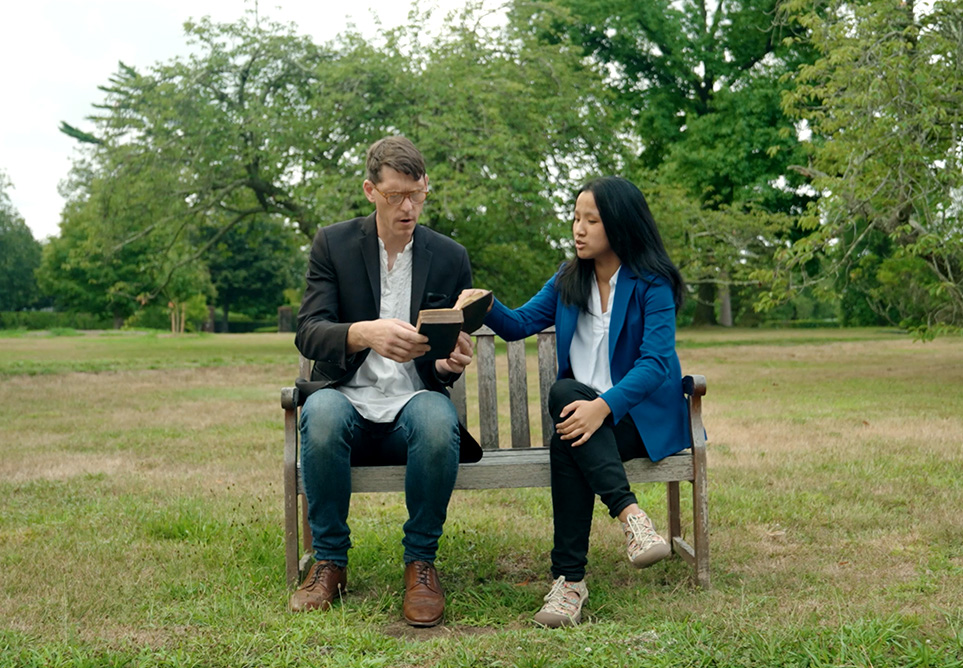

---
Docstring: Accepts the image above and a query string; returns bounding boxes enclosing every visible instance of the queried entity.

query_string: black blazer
[295,213,482,463]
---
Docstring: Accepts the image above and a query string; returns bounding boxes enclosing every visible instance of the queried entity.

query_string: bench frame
[281,326,709,588]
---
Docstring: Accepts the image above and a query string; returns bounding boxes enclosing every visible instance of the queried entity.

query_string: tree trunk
[718,277,732,327]
[203,305,215,333]
[692,282,718,326]
[278,305,294,333]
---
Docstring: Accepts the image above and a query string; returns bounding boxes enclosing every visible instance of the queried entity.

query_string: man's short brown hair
[366,136,426,184]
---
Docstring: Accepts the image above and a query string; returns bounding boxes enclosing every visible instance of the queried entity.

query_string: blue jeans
[299,389,461,566]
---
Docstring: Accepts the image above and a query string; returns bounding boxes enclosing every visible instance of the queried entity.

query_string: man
[290,136,482,627]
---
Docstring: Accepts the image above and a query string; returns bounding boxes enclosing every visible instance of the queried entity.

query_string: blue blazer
[484,268,690,461]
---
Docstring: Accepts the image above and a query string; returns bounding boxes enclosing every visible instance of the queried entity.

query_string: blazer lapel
[556,301,579,374]
[409,226,432,323]
[609,268,636,360]
[360,214,381,314]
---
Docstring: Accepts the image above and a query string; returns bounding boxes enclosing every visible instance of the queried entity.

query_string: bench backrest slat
[536,327,557,447]
[507,339,531,449]
[474,331,499,449]
[451,374,468,426]
[298,355,312,383]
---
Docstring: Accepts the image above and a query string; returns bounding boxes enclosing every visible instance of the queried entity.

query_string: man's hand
[348,319,430,363]
[435,331,473,376]
[556,398,612,447]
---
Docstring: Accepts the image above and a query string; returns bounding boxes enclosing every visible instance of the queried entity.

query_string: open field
[1,328,962,667]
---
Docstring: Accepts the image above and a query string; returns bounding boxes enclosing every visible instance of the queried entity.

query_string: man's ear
[362,180,376,203]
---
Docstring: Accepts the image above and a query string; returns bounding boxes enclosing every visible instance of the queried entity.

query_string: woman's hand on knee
[556,398,612,447]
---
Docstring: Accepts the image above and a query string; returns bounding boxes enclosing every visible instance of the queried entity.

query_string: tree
[37,165,207,328]
[766,0,963,332]
[388,6,622,305]
[205,217,304,330]
[513,0,816,323]
[61,9,623,307]
[0,172,43,311]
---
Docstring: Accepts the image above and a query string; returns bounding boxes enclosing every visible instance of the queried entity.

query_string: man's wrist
[434,359,461,381]
[346,321,370,354]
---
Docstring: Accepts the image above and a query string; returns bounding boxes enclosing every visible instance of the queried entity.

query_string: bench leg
[300,494,312,571]
[692,446,710,589]
[283,408,301,588]
[666,481,682,551]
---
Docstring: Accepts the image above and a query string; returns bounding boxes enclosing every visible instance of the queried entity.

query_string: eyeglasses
[371,184,430,206]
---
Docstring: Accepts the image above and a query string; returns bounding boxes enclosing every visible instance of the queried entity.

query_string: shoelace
[542,578,582,615]
[306,561,341,590]
[625,513,662,553]
[411,562,435,589]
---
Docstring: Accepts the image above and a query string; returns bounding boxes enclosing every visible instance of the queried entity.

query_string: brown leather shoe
[403,561,445,627]
[288,560,346,612]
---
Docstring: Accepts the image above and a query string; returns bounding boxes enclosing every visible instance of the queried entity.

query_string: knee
[300,389,355,453]
[549,378,592,417]
[404,393,459,455]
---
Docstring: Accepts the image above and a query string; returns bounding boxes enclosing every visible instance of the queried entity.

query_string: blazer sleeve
[484,274,559,341]
[600,277,677,422]
[294,227,359,372]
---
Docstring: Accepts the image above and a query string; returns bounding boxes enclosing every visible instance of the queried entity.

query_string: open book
[416,290,493,360]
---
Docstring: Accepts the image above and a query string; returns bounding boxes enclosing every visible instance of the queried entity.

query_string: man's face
[363,166,429,245]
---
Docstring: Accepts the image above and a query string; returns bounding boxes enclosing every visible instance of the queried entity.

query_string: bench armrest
[683,374,706,398]
[280,386,299,410]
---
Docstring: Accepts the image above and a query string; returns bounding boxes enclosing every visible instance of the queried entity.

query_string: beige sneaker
[533,576,588,628]
[623,511,670,568]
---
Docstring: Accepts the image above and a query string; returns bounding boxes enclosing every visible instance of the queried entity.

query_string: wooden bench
[281,326,709,588]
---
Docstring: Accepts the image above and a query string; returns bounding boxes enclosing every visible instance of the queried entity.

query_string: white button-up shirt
[338,238,426,422]
[569,266,620,394]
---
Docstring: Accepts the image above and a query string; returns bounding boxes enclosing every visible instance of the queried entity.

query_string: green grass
[2,328,963,667]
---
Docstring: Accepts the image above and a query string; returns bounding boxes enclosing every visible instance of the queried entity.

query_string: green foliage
[58,10,622,313]
[36,171,173,324]
[512,0,816,324]
[389,9,620,304]
[0,311,111,331]
[644,178,798,325]
[206,217,305,326]
[768,0,963,331]
[125,295,210,333]
[0,172,43,311]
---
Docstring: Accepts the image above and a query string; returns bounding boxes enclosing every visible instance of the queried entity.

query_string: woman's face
[573,190,616,263]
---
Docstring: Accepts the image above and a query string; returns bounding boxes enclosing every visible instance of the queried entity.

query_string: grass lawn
[1,327,962,667]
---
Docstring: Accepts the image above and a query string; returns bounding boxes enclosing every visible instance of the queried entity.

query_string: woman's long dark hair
[555,176,685,312]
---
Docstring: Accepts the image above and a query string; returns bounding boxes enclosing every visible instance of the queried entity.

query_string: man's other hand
[435,331,473,376]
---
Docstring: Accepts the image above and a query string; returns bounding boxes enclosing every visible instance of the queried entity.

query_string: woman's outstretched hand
[456,288,494,313]
[556,398,612,447]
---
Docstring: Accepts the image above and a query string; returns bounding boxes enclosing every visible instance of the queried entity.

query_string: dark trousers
[548,378,648,581]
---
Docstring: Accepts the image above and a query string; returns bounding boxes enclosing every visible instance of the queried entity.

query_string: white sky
[1,0,497,241]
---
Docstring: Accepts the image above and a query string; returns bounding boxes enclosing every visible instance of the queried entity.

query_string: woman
[461,176,689,627]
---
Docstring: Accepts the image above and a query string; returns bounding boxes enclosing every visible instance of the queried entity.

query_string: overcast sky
[1,0,495,241]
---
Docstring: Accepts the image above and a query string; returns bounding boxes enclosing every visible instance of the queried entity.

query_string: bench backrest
[296,326,557,451]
